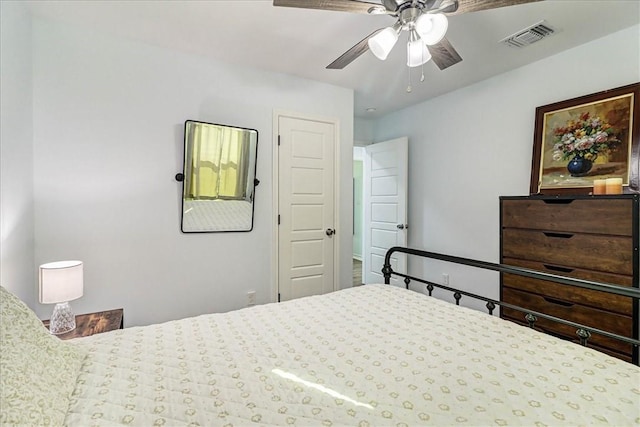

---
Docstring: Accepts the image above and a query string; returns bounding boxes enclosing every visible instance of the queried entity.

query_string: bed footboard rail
[383,246,640,364]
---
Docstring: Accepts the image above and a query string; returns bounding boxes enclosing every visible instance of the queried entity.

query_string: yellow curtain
[218,129,248,199]
[187,124,248,200]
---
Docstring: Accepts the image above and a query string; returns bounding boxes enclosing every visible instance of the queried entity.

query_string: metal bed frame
[383,246,640,365]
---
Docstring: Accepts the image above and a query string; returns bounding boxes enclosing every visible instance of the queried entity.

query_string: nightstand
[43,308,124,340]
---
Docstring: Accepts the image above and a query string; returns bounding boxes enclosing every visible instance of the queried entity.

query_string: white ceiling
[26,0,640,118]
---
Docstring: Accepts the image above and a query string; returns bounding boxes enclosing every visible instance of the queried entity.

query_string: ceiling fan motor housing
[388,0,456,14]
[400,7,422,26]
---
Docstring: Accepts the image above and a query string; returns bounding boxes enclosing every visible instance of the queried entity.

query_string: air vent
[500,21,556,48]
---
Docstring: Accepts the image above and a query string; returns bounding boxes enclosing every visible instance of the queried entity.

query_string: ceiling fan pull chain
[406,42,412,93]
[420,43,426,82]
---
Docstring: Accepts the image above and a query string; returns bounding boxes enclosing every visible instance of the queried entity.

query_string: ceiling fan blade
[326,29,382,69]
[427,37,462,70]
[451,0,542,15]
[273,0,383,14]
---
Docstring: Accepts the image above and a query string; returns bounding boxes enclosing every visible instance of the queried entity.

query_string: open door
[363,137,408,286]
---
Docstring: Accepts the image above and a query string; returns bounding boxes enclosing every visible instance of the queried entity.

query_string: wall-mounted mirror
[179,120,258,232]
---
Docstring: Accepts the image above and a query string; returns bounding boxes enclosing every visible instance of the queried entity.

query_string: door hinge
[278,293,281,302]
[278,214,281,225]
[278,135,281,146]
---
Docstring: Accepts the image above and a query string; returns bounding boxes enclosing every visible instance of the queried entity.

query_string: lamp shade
[39,260,83,304]
[415,13,448,46]
[368,26,399,60]
[407,37,432,67]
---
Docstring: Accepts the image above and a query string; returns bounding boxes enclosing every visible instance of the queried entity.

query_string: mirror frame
[178,120,258,233]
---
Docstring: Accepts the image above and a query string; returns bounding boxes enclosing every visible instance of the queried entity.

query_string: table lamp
[39,260,83,335]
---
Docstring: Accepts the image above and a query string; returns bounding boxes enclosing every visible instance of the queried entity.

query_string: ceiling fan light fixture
[415,13,448,46]
[368,26,399,60]
[407,34,431,68]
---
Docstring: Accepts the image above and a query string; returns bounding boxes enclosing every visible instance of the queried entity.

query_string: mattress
[64,284,640,426]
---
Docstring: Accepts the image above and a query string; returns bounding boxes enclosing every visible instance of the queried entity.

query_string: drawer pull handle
[542,199,574,205]
[543,232,574,239]
[543,264,574,273]
[543,296,574,307]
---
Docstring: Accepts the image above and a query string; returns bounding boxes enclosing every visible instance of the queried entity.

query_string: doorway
[353,146,365,286]
[353,137,409,286]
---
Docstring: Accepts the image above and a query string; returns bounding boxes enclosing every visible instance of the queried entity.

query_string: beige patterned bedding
[62,285,639,426]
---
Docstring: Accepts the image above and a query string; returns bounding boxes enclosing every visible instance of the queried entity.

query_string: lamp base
[49,301,76,335]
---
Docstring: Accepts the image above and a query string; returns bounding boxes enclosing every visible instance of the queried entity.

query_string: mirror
[179,120,258,232]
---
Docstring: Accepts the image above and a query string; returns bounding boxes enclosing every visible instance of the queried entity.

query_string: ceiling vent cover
[500,21,555,48]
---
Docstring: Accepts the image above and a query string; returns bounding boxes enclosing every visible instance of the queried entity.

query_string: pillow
[0,286,86,426]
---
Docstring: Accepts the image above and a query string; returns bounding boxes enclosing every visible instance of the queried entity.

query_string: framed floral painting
[530,82,639,195]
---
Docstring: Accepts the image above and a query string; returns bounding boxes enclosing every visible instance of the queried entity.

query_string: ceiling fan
[273,0,542,72]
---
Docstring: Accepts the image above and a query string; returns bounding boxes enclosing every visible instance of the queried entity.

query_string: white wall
[372,25,640,309]
[31,18,353,326]
[0,2,35,305]
[354,117,374,146]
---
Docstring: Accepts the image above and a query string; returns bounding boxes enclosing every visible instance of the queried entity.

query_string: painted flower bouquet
[552,112,620,162]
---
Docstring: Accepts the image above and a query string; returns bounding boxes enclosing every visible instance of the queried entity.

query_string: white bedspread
[66,285,640,426]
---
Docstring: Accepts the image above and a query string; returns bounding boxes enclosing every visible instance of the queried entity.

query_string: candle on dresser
[593,179,606,195]
[605,177,623,194]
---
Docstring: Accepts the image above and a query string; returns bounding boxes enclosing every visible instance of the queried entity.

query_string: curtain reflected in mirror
[180,120,258,232]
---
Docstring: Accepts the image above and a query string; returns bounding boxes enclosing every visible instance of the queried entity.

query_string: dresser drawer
[502,229,633,275]
[501,198,633,236]
[502,258,634,315]
[502,287,633,356]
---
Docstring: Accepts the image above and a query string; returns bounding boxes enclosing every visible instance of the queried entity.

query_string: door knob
[325,228,336,236]
[397,224,408,230]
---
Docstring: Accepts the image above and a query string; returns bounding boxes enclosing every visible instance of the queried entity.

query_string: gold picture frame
[530,83,639,195]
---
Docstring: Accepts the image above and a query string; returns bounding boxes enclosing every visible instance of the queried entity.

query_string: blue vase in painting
[567,155,593,177]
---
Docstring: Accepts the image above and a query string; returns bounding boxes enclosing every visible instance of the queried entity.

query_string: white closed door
[363,137,408,286]
[278,115,336,302]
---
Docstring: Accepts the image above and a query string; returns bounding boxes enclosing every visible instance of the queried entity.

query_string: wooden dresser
[500,194,639,363]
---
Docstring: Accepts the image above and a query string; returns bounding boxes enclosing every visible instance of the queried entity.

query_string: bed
[1,248,639,426]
